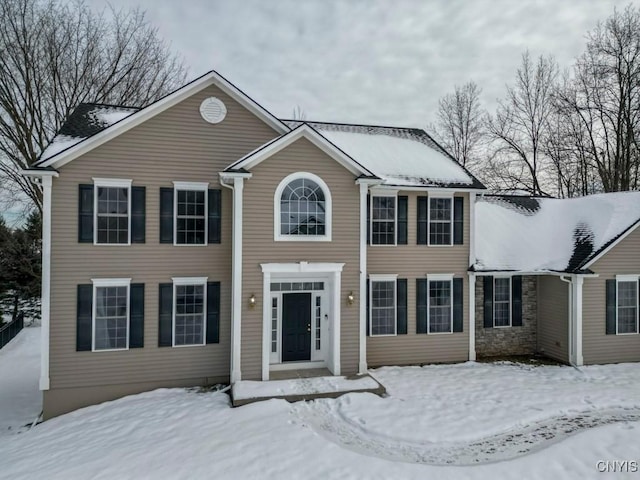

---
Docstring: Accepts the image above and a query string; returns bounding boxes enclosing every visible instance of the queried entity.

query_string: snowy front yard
[1,331,639,479]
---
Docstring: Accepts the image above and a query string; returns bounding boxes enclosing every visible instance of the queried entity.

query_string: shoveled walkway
[231,372,385,407]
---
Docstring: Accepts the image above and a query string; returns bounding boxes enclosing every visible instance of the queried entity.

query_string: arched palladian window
[275,172,332,241]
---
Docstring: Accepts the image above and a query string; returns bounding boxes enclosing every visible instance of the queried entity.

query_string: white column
[261,271,271,381]
[573,276,584,366]
[358,182,368,374]
[468,273,476,361]
[230,177,245,383]
[40,176,53,390]
[332,270,341,375]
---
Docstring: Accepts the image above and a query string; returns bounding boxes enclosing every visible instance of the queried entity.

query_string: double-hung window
[493,277,511,327]
[371,195,396,245]
[428,195,452,246]
[92,279,130,351]
[428,275,453,333]
[174,182,208,245]
[616,276,639,334]
[173,278,207,346]
[369,275,397,336]
[94,179,132,245]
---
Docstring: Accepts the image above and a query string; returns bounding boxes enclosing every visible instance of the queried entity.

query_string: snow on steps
[231,373,385,407]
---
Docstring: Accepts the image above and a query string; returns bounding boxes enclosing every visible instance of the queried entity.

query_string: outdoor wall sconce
[249,294,256,309]
[347,291,355,306]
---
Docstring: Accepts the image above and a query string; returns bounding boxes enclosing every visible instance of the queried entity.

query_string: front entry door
[282,293,312,362]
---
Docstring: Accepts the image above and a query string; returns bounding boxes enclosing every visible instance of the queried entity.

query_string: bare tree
[0,0,187,212]
[292,105,307,121]
[430,81,484,167]
[555,5,640,192]
[486,52,558,196]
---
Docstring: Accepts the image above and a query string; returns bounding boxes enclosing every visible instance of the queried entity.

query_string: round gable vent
[199,97,227,124]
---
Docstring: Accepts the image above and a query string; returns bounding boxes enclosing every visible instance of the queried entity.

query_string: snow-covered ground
[0,331,639,479]
[0,327,41,436]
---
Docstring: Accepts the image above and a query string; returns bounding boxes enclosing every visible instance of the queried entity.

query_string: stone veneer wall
[475,276,537,357]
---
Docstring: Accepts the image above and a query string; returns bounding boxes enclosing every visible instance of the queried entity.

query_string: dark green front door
[282,293,312,362]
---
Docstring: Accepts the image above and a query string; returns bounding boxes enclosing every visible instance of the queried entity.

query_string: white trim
[368,276,398,337]
[473,271,600,277]
[492,276,512,328]
[426,275,454,334]
[372,185,484,193]
[469,192,476,270]
[261,262,345,274]
[468,272,476,361]
[21,169,59,178]
[92,178,132,188]
[428,191,455,199]
[173,182,209,247]
[369,187,398,195]
[172,181,209,190]
[91,279,131,352]
[231,177,246,383]
[358,182,368,374]
[427,195,454,246]
[572,276,584,365]
[171,278,208,348]
[370,193,398,246]
[38,70,290,169]
[171,276,208,285]
[40,176,53,390]
[228,124,374,177]
[92,278,132,286]
[582,220,640,269]
[274,172,332,242]
[259,263,343,380]
[93,179,132,246]
[426,273,454,281]
[615,276,639,335]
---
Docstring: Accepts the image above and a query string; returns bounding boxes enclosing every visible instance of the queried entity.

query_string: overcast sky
[86,0,630,128]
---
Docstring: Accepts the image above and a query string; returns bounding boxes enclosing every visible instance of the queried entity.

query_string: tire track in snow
[291,400,640,466]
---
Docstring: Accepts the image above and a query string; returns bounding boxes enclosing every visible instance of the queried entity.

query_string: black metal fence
[0,312,24,350]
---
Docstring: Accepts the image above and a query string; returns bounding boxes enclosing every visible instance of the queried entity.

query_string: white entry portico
[260,262,344,380]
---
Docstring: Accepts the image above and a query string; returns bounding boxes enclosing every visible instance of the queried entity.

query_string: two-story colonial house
[24,71,640,419]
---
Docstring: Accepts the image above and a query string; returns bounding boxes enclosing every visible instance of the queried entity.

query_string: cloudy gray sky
[86,0,631,128]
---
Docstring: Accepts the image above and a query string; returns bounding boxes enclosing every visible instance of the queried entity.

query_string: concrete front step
[231,373,385,407]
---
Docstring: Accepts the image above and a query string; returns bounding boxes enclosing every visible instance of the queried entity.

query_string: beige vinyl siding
[367,193,470,366]
[536,275,569,362]
[48,83,279,403]
[241,137,361,380]
[582,225,640,364]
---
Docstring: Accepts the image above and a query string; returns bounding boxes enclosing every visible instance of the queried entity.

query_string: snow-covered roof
[283,121,484,189]
[475,192,640,273]
[39,104,139,162]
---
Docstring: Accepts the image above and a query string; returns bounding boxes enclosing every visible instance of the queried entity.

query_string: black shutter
[453,277,463,332]
[417,196,428,244]
[483,276,494,328]
[158,283,173,346]
[606,279,616,335]
[366,194,371,245]
[511,275,523,327]
[416,278,428,333]
[129,283,144,348]
[397,196,408,245]
[76,284,93,351]
[206,282,220,344]
[131,186,146,244]
[397,279,407,334]
[159,188,174,244]
[453,196,464,245]
[208,189,221,244]
[366,280,370,336]
[78,184,94,243]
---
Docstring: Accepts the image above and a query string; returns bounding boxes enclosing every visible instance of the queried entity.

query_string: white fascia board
[472,270,600,277]
[230,125,373,177]
[38,70,289,169]
[582,220,640,270]
[375,185,484,193]
[219,172,252,180]
[21,169,59,178]
[260,262,345,274]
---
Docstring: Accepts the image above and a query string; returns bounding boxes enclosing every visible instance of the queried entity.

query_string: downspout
[559,276,574,366]
[468,192,477,361]
[358,182,368,374]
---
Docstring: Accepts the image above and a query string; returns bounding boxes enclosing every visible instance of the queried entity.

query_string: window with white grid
[617,280,638,334]
[176,189,206,245]
[428,280,452,333]
[370,279,396,336]
[428,197,452,245]
[174,283,205,346]
[371,196,396,245]
[95,183,130,244]
[493,277,511,327]
[94,285,129,350]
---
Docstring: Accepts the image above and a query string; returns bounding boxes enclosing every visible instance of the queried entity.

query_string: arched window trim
[274,172,332,242]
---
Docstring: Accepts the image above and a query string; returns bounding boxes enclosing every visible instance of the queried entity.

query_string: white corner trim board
[40,175,53,390]
[358,181,368,374]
